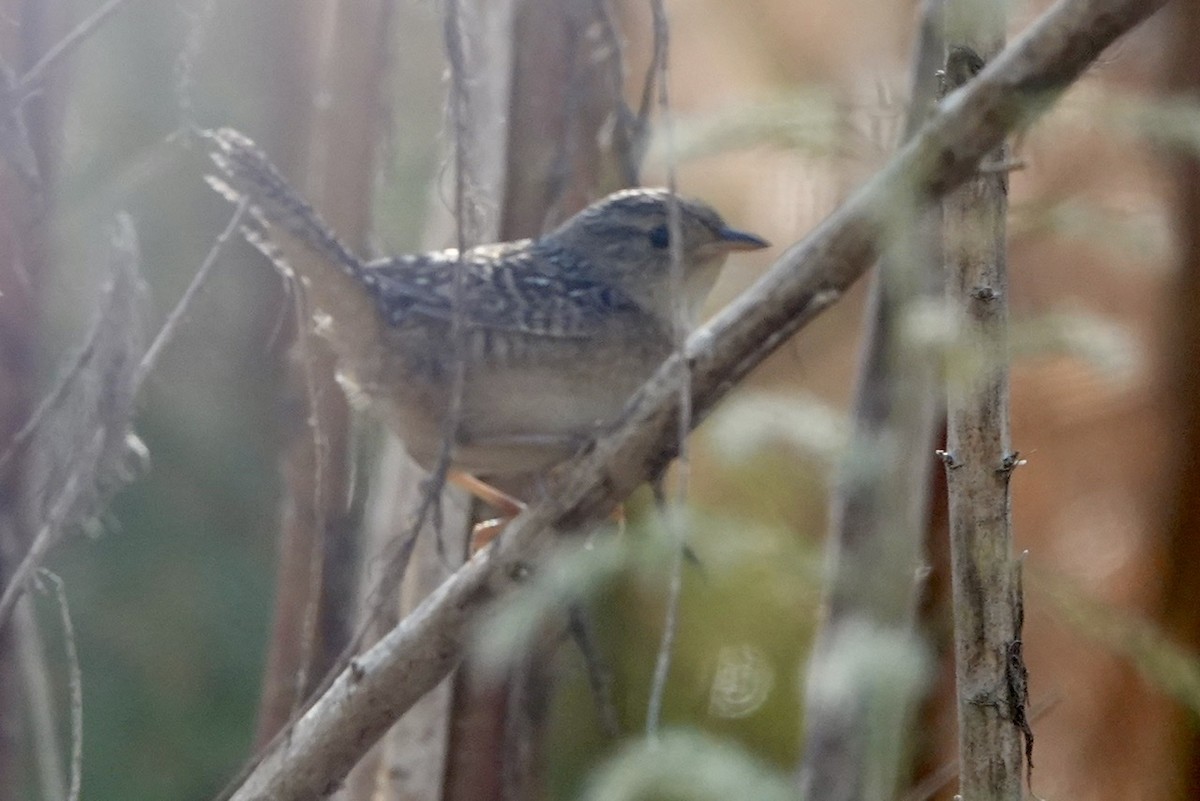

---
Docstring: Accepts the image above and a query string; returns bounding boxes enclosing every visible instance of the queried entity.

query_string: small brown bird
[207,128,768,526]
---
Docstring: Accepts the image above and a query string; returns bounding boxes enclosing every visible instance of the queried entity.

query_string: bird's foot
[448,469,528,554]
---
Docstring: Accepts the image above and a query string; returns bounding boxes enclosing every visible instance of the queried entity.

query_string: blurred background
[0,0,1194,800]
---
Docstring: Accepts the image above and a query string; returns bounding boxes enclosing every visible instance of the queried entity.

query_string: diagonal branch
[223,0,1165,798]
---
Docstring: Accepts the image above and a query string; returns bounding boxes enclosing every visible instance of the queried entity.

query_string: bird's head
[542,188,769,325]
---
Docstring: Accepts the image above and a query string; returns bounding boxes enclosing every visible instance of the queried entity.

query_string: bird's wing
[363,246,643,339]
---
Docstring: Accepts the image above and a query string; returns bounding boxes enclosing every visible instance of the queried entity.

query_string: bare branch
[0,321,97,476]
[940,1,1029,798]
[0,434,102,627]
[645,493,684,737]
[644,0,687,741]
[634,0,667,149]
[595,0,669,185]
[429,0,473,557]
[590,0,640,185]
[567,604,621,738]
[35,570,83,801]
[222,1,1165,798]
[136,197,247,386]
[15,598,66,801]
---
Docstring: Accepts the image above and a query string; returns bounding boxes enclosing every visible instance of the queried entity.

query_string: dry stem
[940,2,1029,798]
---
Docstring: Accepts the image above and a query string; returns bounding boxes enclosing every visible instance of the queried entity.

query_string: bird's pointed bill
[716,227,770,251]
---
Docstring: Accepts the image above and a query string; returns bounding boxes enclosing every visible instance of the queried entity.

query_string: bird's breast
[348,320,672,478]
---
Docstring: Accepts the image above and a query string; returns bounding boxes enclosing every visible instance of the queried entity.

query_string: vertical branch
[644,0,687,740]
[254,0,394,745]
[796,1,944,798]
[440,2,508,797]
[35,570,82,801]
[939,2,1027,799]
[15,597,65,801]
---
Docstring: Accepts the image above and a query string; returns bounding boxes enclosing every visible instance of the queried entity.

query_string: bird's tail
[205,127,386,369]
[206,127,363,277]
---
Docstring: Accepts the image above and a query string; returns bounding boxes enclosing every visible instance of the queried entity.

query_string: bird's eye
[647,224,670,249]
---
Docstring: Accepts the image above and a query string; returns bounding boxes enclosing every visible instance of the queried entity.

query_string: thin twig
[645,482,684,737]
[645,551,683,732]
[290,286,329,723]
[590,0,628,118]
[15,597,67,801]
[220,2,1166,796]
[0,211,143,472]
[0,433,103,629]
[568,605,621,738]
[634,0,667,145]
[645,0,687,739]
[590,0,640,184]
[35,570,83,801]
[14,0,137,101]
[413,0,473,566]
[136,197,248,386]
[0,319,100,473]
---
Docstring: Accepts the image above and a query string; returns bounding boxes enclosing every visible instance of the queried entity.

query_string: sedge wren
[207,128,768,520]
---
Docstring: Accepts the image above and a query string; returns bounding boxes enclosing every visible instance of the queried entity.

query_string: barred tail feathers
[206,128,385,369]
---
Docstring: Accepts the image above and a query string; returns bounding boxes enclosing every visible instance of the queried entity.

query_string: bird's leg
[448,469,525,515]
[449,432,589,553]
[448,470,527,553]
[448,470,624,554]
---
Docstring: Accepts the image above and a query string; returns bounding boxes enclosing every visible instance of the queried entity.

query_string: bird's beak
[716,226,770,251]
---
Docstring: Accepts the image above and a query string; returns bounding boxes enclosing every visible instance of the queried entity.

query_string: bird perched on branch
[206,127,768,534]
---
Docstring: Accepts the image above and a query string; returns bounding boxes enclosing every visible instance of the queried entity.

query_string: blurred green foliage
[579,728,794,801]
[469,500,826,800]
